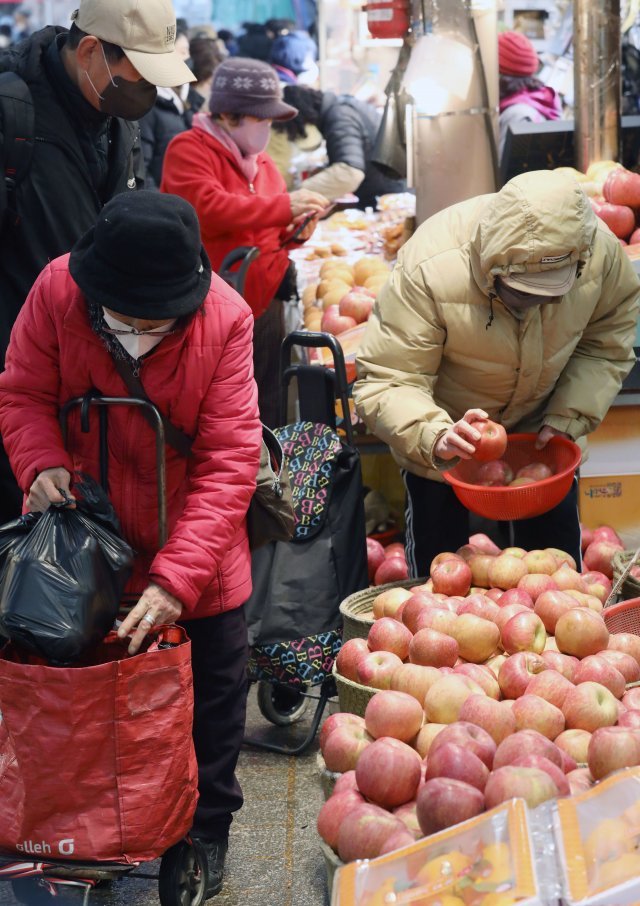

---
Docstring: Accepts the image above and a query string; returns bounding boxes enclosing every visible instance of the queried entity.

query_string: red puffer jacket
[0,257,262,620]
[160,126,294,318]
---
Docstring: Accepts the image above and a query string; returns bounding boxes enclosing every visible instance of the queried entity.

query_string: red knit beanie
[498,31,540,77]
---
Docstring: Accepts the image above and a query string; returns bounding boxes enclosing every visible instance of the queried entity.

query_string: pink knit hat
[498,31,540,77]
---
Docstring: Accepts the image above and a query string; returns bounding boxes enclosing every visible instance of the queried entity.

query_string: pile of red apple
[474,459,554,488]
[590,166,640,246]
[367,538,409,586]
[321,525,640,864]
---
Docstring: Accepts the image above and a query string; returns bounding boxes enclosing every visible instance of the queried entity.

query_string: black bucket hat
[69,192,212,319]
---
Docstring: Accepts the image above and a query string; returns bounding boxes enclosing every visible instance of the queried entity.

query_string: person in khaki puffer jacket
[353,170,640,576]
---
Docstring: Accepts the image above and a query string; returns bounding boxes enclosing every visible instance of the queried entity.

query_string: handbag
[110,356,294,550]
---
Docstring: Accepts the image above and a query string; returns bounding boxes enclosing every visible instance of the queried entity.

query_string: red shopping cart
[0,395,205,906]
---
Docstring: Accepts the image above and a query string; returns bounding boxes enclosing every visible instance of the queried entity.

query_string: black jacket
[139,88,203,188]
[319,92,405,209]
[0,27,145,363]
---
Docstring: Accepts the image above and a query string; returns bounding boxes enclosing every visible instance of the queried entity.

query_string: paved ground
[0,684,337,906]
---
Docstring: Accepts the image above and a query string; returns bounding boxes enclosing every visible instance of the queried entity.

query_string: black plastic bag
[0,478,134,664]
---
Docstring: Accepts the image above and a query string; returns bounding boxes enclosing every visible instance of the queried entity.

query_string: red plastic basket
[603,598,640,635]
[442,433,582,521]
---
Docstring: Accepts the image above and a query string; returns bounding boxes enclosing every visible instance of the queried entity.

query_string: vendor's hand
[434,409,490,461]
[289,189,330,219]
[535,425,572,450]
[27,467,75,512]
[117,583,183,656]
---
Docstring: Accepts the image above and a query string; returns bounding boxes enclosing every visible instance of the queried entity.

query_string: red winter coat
[160,126,294,318]
[0,257,262,620]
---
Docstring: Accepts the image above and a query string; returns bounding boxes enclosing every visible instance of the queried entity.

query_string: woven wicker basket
[339,576,428,643]
[612,550,640,602]
[320,840,344,897]
[316,753,340,801]
[332,662,378,716]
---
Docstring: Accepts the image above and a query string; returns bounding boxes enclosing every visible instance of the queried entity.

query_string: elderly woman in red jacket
[161,56,329,427]
[0,192,261,899]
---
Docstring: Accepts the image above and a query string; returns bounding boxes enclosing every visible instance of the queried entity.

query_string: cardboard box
[579,404,640,547]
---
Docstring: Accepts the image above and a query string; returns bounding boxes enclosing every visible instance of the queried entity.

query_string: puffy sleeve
[148,304,262,611]
[353,262,455,471]
[0,265,73,492]
[543,237,640,439]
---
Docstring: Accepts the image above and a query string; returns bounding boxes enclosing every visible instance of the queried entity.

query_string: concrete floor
[0,683,337,906]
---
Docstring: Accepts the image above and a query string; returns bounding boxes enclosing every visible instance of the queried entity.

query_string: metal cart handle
[218,245,260,298]
[280,330,354,444]
[60,395,168,547]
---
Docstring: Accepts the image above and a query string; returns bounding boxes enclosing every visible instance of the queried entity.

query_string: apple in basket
[554,608,609,658]
[335,638,369,682]
[364,690,424,742]
[515,462,554,482]
[416,777,485,835]
[355,737,422,809]
[587,726,640,781]
[317,789,366,851]
[366,537,386,582]
[472,419,508,462]
[485,766,560,810]
[476,460,513,486]
[319,712,367,752]
[493,729,564,770]
[339,290,375,324]
[320,305,357,336]
[336,802,406,862]
[428,721,497,769]
[374,556,408,586]
[458,695,516,745]
[582,539,624,579]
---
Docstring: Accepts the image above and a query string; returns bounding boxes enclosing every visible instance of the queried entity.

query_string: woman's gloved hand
[118,582,184,655]
[434,409,489,461]
[27,467,76,512]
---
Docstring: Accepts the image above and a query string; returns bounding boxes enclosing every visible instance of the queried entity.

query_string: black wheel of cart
[11,878,54,903]
[256,680,309,726]
[158,839,206,906]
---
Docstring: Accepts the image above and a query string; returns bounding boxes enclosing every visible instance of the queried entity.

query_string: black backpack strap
[0,71,34,228]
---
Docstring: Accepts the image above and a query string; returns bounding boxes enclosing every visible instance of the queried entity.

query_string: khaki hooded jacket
[353,171,640,481]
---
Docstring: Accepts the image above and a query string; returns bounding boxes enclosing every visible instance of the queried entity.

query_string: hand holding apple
[472,419,508,462]
[434,408,490,461]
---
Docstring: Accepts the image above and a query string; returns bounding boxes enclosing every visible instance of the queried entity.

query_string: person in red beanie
[498,30,562,161]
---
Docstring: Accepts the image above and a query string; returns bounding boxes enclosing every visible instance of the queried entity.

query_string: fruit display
[329,767,640,906]
[366,537,409,586]
[556,768,640,903]
[555,162,640,247]
[322,523,640,871]
[330,799,541,905]
[302,255,391,336]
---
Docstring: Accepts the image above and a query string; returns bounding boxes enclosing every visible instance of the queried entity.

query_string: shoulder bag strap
[111,355,193,457]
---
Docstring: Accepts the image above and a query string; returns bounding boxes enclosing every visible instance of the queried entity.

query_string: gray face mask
[495,278,558,317]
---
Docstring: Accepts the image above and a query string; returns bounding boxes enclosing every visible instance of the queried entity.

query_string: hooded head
[470,170,598,300]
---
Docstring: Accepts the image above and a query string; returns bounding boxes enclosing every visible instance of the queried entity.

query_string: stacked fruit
[302,256,390,335]
[321,527,640,864]
[556,161,640,246]
[366,539,409,585]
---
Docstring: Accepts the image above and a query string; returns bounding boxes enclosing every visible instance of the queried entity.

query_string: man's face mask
[495,278,557,316]
[85,43,157,120]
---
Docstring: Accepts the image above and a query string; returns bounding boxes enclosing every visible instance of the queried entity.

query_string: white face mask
[102,309,176,359]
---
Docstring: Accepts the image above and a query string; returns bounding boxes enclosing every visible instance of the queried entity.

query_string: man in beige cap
[0,0,193,524]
